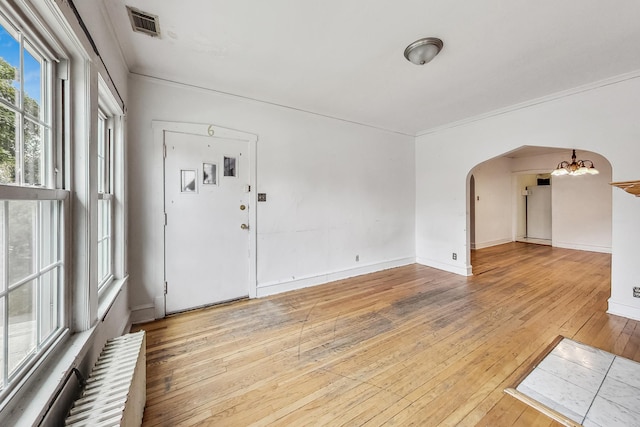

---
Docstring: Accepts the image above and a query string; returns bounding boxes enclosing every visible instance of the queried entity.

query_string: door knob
[240,205,246,210]
[240,223,249,230]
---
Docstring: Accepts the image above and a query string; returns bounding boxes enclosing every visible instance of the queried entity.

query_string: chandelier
[551,150,599,176]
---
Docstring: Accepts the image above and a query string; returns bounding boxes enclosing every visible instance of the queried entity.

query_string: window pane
[23,117,43,186]
[8,200,36,285]
[98,199,112,289]
[0,296,4,386]
[0,202,5,293]
[97,240,104,285]
[0,24,20,108]
[8,281,36,376]
[39,268,58,342]
[98,198,104,240]
[0,103,17,184]
[98,116,105,193]
[23,43,42,121]
[104,199,110,239]
[40,200,58,267]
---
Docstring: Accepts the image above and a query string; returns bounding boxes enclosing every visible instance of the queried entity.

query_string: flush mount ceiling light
[551,149,599,176]
[404,37,443,65]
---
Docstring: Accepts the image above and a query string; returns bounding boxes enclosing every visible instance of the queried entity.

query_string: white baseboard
[607,299,640,321]
[130,304,156,325]
[416,257,472,276]
[154,296,165,319]
[552,241,611,254]
[256,257,415,298]
[133,258,417,317]
[473,238,512,250]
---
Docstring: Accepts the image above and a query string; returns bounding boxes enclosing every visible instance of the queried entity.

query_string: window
[97,111,113,292]
[0,17,50,186]
[0,13,66,395]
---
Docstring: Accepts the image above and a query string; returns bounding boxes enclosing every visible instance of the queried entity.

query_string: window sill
[1,276,130,426]
[98,275,129,322]
[0,328,92,426]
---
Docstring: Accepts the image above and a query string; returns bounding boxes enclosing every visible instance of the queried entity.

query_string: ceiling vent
[127,7,160,37]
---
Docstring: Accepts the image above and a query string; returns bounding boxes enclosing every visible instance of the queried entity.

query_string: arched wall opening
[466,146,613,275]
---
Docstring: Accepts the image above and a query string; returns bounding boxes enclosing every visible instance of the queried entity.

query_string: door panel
[164,131,250,313]
[526,185,552,240]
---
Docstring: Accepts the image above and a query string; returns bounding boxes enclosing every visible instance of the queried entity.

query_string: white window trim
[0,2,68,403]
[97,111,113,292]
[0,185,70,406]
[96,76,126,312]
[0,0,130,424]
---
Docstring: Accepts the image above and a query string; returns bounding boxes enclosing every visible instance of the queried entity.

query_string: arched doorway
[466,147,612,274]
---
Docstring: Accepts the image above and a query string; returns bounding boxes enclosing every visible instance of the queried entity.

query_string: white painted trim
[552,241,612,254]
[153,297,165,320]
[2,0,64,60]
[0,286,131,426]
[153,120,258,315]
[130,304,156,325]
[473,238,513,250]
[417,70,640,137]
[97,276,128,321]
[96,0,131,74]
[136,73,413,137]
[607,299,640,322]
[152,120,258,143]
[416,257,472,276]
[248,136,258,299]
[256,257,415,298]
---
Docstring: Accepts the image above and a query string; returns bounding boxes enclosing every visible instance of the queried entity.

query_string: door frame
[152,120,258,318]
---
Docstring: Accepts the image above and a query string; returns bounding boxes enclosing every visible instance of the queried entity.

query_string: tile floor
[516,338,640,426]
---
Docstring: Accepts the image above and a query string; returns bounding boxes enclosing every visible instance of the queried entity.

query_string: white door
[526,185,552,240]
[164,131,251,313]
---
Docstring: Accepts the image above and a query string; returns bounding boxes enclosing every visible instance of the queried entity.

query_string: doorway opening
[466,146,612,275]
[516,173,552,246]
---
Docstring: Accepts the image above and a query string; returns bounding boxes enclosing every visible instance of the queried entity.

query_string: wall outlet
[355,255,359,262]
[633,287,640,298]
[452,253,457,260]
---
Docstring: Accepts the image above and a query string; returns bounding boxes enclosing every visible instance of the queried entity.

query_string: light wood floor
[132,243,640,426]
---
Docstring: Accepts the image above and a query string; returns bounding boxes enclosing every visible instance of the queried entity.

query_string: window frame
[0,0,129,420]
[97,110,113,293]
[0,187,68,396]
[0,14,53,188]
[96,76,125,307]
[0,7,68,401]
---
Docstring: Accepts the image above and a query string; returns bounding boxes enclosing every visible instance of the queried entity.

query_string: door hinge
[164,282,168,295]
[163,143,167,159]
[164,212,167,226]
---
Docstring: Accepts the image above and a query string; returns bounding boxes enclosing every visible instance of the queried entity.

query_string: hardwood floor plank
[132,242,640,426]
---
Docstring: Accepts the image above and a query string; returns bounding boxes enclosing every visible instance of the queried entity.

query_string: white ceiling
[102,0,640,136]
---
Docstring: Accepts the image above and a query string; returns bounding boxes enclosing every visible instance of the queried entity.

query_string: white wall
[469,157,513,249]
[416,74,640,320]
[128,75,416,321]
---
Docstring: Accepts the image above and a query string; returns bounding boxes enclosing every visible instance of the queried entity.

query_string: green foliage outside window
[0,56,41,186]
